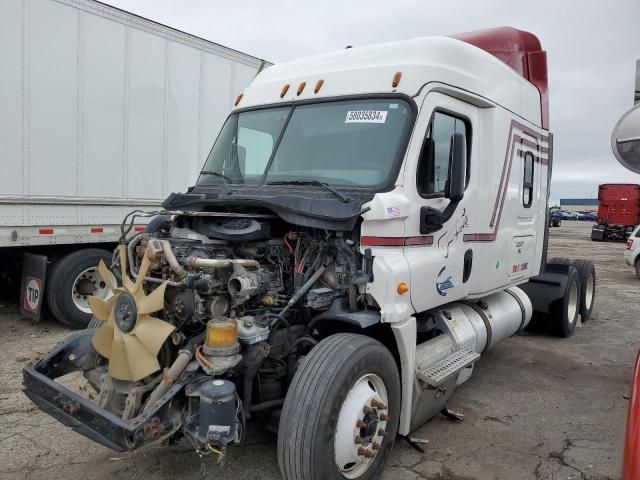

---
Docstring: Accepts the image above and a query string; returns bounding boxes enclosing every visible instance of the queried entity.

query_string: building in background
[560,198,599,212]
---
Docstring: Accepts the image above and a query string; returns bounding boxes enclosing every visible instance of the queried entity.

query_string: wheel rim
[567,280,579,323]
[71,266,115,313]
[334,374,389,478]
[584,272,594,311]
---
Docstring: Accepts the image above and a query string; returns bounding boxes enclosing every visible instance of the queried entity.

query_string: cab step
[416,349,480,387]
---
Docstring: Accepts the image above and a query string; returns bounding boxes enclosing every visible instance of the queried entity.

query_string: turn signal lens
[396,282,409,295]
[627,240,633,250]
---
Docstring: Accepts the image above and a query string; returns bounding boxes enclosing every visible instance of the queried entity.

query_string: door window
[417,111,469,196]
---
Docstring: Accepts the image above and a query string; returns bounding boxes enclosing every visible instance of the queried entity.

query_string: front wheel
[278,333,401,480]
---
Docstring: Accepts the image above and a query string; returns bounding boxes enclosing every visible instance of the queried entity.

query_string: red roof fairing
[450,27,549,129]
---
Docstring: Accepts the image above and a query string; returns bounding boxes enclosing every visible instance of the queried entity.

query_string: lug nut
[356,420,368,429]
[363,405,375,415]
[357,448,375,458]
[378,428,387,436]
[379,413,389,421]
[371,399,387,410]
[372,442,382,451]
[354,436,363,444]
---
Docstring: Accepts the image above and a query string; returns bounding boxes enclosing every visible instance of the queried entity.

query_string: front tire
[278,333,401,480]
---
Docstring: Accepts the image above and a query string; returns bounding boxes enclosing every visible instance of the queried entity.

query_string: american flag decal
[387,207,401,217]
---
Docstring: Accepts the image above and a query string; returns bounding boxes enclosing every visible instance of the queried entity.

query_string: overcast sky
[104,0,639,204]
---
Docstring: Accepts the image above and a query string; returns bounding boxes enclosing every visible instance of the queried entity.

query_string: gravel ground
[0,221,636,480]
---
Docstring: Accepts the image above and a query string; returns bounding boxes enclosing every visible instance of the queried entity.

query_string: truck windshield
[197,98,413,188]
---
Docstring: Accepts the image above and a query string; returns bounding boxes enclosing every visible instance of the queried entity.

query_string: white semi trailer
[0,0,267,327]
[24,27,597,480]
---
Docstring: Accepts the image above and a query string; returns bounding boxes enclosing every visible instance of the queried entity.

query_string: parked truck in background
[0,0,267,328]
[22,27,598,480]
[591,183,640,241]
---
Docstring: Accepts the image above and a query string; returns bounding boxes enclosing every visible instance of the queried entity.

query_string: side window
[523,152,534,208]
[417,111,470,196]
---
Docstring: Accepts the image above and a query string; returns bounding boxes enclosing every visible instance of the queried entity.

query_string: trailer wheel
[278,333,400,480]
[571,259,596,320]
[550,267,581,338]
[46,249,115,329]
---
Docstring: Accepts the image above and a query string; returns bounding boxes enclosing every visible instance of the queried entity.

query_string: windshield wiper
[266,180,352,203]
[199,170,235,194]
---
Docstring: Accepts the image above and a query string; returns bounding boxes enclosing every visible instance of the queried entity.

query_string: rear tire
[570,259,596,320]
[550,267,581,338]
[278,333,400,480]
[635,259,640,280]
[46,249,114,329]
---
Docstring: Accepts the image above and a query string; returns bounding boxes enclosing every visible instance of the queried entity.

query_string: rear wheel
[571,259,596,320]
[550,267,581,338]
[278,333,400,480]
[46,249,115,329]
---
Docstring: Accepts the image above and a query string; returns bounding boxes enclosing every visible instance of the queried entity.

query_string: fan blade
[133,253,151,295]
[133,314,175,356]
[137,281,168,315]
[91,318,115,358]
[108,329,133,381]
[88,296,115,322]
[121,333,161,381]
[97,260,117,292]
[118,244,134,291]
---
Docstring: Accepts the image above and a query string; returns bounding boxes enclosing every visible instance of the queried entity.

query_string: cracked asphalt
[0,222,636,480]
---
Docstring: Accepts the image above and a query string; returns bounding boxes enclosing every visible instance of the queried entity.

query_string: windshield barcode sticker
[345,110,388,124]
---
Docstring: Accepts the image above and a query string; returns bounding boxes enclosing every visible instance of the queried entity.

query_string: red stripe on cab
[361,236,433,247]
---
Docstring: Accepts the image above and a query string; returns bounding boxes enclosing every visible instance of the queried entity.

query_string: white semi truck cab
[23,27,596,480]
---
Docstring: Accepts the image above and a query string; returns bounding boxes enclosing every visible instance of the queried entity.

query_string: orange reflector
[297,81,306,96]
[234,93,243,106]
[314,79,324,93]
[280,84,290,98]
[397,282,409,295]
[392,71,402,88]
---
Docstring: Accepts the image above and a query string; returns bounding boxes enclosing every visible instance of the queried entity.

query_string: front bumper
[22,330,188,452]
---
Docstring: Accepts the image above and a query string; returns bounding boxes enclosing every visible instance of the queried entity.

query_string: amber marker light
[392,71,402,88]
[314,79,324,93]
[234,93,243,106]
[397,282,409,295]
[297,81,306,96]
[280,84,290,98]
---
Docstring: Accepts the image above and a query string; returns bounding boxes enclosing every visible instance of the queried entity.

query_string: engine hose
[156,240,187,278]
[142,332,204,414]
[280,263,331,316]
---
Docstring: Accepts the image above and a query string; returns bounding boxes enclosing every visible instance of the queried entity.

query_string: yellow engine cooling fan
[88,245,175,381]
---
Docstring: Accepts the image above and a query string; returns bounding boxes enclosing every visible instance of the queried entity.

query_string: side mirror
[612,103,640,174]
[447,132,466,201]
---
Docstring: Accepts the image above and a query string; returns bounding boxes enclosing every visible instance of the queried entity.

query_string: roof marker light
[392,71,402,88]
[297,81,306,96]
[234,93,243,106]
[314,79,324,93]
[280,84,290,98]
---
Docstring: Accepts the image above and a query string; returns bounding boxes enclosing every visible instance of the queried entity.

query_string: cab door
[402,92,479,313]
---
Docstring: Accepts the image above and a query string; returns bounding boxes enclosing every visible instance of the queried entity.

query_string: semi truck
[0,0,267,328]
[591,183,640,241]
[22,27,598,480]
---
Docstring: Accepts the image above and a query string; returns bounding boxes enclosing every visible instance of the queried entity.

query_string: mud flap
[19,253,47,321]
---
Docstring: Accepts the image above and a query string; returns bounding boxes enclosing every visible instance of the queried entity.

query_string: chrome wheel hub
[334,374,389,478]
[72,266,115,313]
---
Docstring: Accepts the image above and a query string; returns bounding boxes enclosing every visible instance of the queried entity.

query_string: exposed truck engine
[22,27,597,480]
